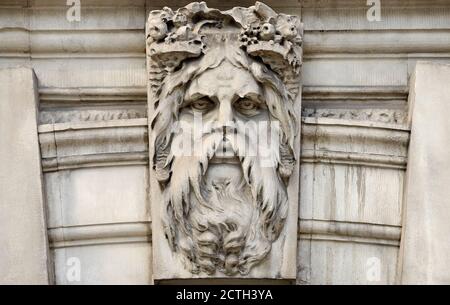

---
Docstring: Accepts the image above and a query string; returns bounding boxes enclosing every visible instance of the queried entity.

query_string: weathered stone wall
[1,0,450,284]
[398,62,450,284]
[298,0,449,284]
[0,0,150,285]
[0,67,52,284]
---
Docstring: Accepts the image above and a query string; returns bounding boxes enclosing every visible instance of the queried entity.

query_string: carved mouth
[210,140,240,164]
[209,156,240,164]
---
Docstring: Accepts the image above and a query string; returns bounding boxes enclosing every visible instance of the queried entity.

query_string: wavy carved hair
[150,43,297,275]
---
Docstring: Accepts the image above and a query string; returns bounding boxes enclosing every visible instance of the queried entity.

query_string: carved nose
[218,101,234,126]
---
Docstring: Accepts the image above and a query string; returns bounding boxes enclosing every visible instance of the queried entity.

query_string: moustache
[168,120,280,167]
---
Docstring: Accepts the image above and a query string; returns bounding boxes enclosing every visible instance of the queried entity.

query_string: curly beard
[161,120,289,276]
[188,163,256,275]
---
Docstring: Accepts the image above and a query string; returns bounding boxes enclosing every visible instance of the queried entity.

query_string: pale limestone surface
[53,242,152,285]
[298,118,408,284]
[40,119,152,284]
[1,0,450,285]
[0,67,51,284]
[147,2,302,281]
[398,62,450,284]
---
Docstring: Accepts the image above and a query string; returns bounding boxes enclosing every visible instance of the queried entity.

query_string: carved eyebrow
[236,92,264,104]
[181,92,217,109]
[184,90,205,102]
[183,83,263,106]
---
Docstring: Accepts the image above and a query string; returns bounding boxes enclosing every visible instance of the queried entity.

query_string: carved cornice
[36,117,409,172]
[298,219,401,247]
[48,222,152,249]
[0,29,145,58]
[38,87,148,124]
[301,118,409,169]
[48,219,400,249]
[39,87,147,102]
[303,30,450,55]
[302,108,406,125]
[41,152,149,172]
[301,0,450,8]
[38,119,148,172]
[301,150,407,169]
[302,85,408,99]
[39,109,148,124]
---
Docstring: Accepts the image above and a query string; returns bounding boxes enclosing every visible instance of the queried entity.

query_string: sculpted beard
[162,120,289,275]
[150,47,297,275]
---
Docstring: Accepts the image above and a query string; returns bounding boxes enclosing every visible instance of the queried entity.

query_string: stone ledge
[36,117,410,171]
[48,221,151,248]
[38,119,148,171]
[47,218,400,249]
[301,118,409,168]
[301,150,407,169]
[299,219,401,247]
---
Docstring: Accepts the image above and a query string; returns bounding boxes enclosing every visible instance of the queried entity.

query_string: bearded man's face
[160,57,290,276]
[147,0,302,281]
[182,60,269,129]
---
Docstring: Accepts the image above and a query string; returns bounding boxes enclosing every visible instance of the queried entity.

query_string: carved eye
[234,99,261,116]
[191,98,214,112]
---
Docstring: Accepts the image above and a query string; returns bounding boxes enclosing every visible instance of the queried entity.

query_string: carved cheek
[201,107,220,124]
[255,108,271,121]
[178,108,194,122]
[235,107,270,123]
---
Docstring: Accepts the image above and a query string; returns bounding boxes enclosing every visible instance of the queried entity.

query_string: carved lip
[209,156,240,164]
[210,141,240,164]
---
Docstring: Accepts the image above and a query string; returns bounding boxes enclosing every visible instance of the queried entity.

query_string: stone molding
[38,119,148,172]
[48,222,151,249]
[299,219,401,247]
[36,118,408,172]
[302,118,409,169]
[47,218,401,250]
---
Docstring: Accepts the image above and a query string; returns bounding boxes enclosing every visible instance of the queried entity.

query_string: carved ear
[151,87,185,185]
[279,141,295,180]
[153,142,171,185]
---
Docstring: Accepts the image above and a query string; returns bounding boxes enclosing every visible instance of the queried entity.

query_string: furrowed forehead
[184,61,262,101]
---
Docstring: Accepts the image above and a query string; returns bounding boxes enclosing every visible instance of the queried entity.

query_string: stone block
[398,62,450,284]
[0,67,51,284]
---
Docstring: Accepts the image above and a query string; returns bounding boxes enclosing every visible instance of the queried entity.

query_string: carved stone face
[182,60,268,127]
[176,60,274,275]
[147,2,302,279]
[179,60,272,172]
[154,50,293,275]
